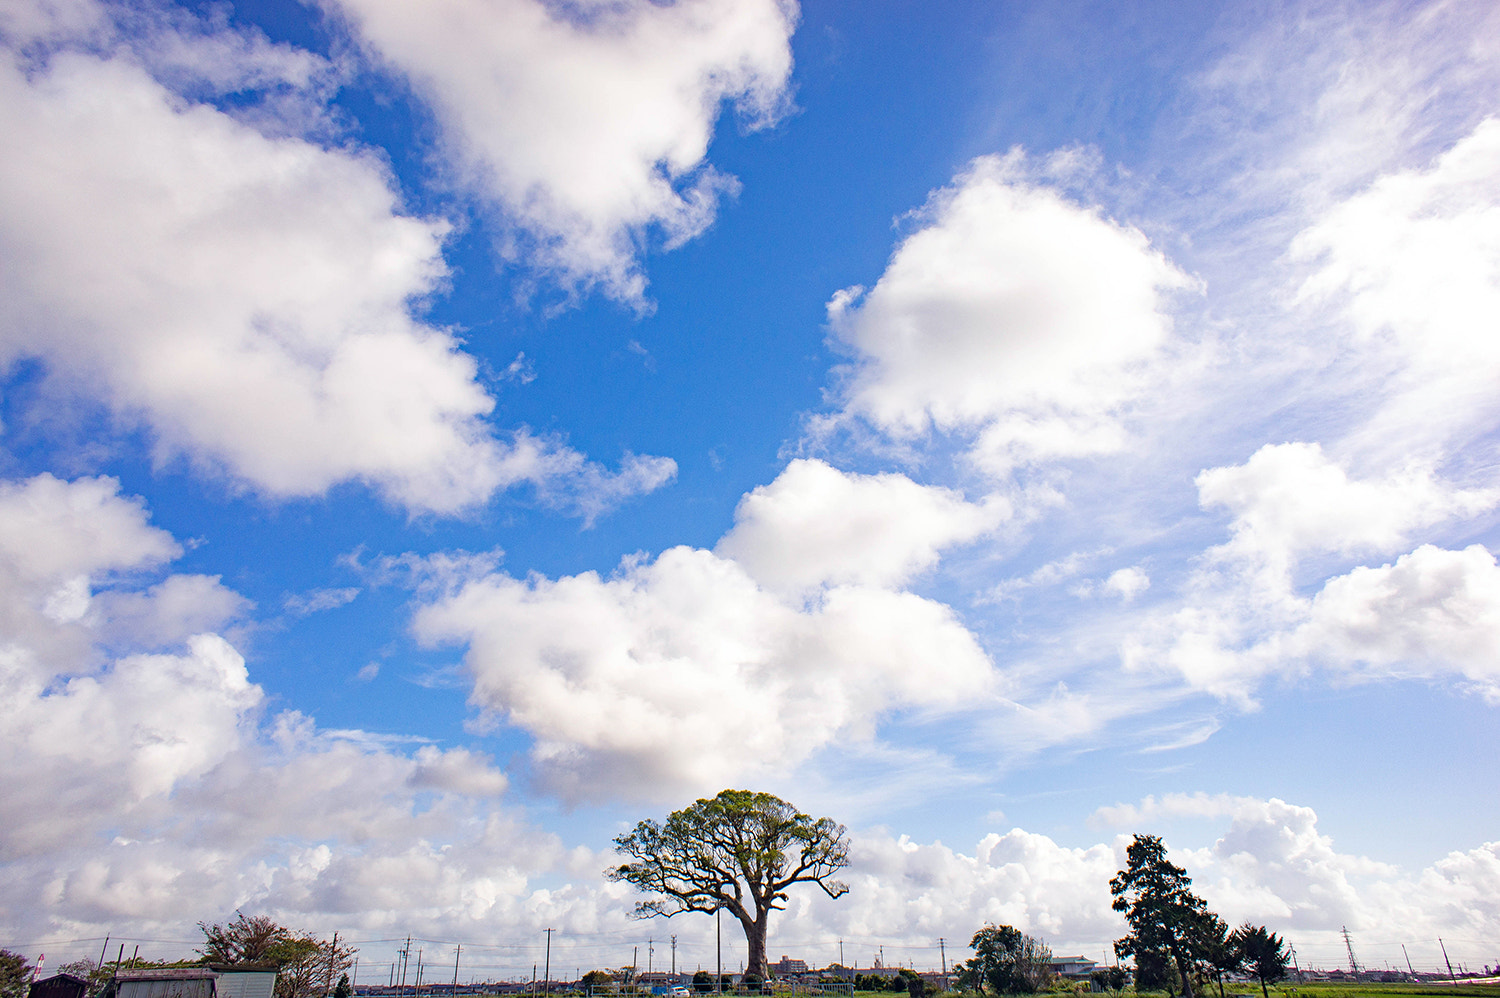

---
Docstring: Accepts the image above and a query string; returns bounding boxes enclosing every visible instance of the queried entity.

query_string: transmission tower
[1342,927,1362,976]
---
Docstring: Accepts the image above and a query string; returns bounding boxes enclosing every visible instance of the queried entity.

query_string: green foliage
[0,950,33,998]
[609,790,850,979]
[1089,968,1128,992]
[1201,916,1242,998]
[956,925,1053,995]
[1235,925,1289,998]
[582,970,614,991]
[58,958,114,996]
[692,971,715,993]
[333,974,352,998]
[198,914,355,998]
[1110,835,1215,998]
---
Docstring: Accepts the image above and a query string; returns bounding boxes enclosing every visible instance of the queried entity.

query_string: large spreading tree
[609,789,850,979]
[1110,835,1214,998]
[199,913,355,998]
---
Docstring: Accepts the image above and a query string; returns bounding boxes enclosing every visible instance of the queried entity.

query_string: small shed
[113,969,217,998]
[30,973,91,998]
[208,966,278,998]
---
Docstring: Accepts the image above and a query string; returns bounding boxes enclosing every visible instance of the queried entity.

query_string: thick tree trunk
[741,910,770,982]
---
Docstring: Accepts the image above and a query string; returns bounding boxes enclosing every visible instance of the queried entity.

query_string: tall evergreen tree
[1110,835,1215,998]
[1236,925,1290,998]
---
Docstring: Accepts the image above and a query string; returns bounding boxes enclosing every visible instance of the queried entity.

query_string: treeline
[2,914,355,998]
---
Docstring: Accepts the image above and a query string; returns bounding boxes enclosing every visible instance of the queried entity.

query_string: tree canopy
[1236,925,1290,998]
[198,914,354,998]
[609,789,849,979]
[955,925,1053,995]
[0,950,32,998]
[1110,835,1214,998]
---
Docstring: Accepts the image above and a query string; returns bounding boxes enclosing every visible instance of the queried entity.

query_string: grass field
[1094,985,1500,998]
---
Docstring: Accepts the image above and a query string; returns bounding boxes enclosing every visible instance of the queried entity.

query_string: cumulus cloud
[326,0,797,302]
[1127,441,1498,702]
[791,796,1498,970]
[1287,543,1500,702]
[716,459,1005,597]
[1103,568,1150,603]
[413,544,997,803]
[826,154,1193,475]
[0,6,674,517]
[0,473,591,950]
[1196,442,1494,577]
[0,473,182,679]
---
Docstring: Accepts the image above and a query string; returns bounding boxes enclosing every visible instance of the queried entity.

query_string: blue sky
[2,0,1498,984]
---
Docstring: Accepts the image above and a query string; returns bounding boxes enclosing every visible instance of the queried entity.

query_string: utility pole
[415,949,424,998]
[672,937,677,977]
[1403,945,1417,981]
[716,909,722,995]
[1342,927,1361,977]
[633,947,639,982]
[939,939,947,991]
[326,932,340,998]
[544,930,553,997]
[97,937,110,971]
[649,939,654,976]
[838,942,844,970]
[1440,939,1457,983]
[454,945,461,993]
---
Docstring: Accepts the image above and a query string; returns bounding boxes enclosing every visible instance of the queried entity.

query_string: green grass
[1135,985,1500,998]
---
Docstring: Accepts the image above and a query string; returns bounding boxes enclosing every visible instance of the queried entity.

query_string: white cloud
[0,13,673,517]
[1293,117,1500,459]
[1196,442,1494,577]
[94,574,252,649]
[0,473,183,680]
[413,544,997,803]
[283,587,361,616]
[1103,568,1150,603]
[1126,442,1497,702]
[0,473,600,952]
[1288,543,1500,702]
[826,154,1193,475]
[716,459,1005,597]
[326,0,797,302]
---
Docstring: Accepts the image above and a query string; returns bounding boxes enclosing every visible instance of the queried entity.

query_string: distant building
[770,959,807,978]
[1048,958,1098,980]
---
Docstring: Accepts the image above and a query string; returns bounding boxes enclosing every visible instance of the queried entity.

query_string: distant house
[1048,958,1098,979]
[29,973,91,998]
